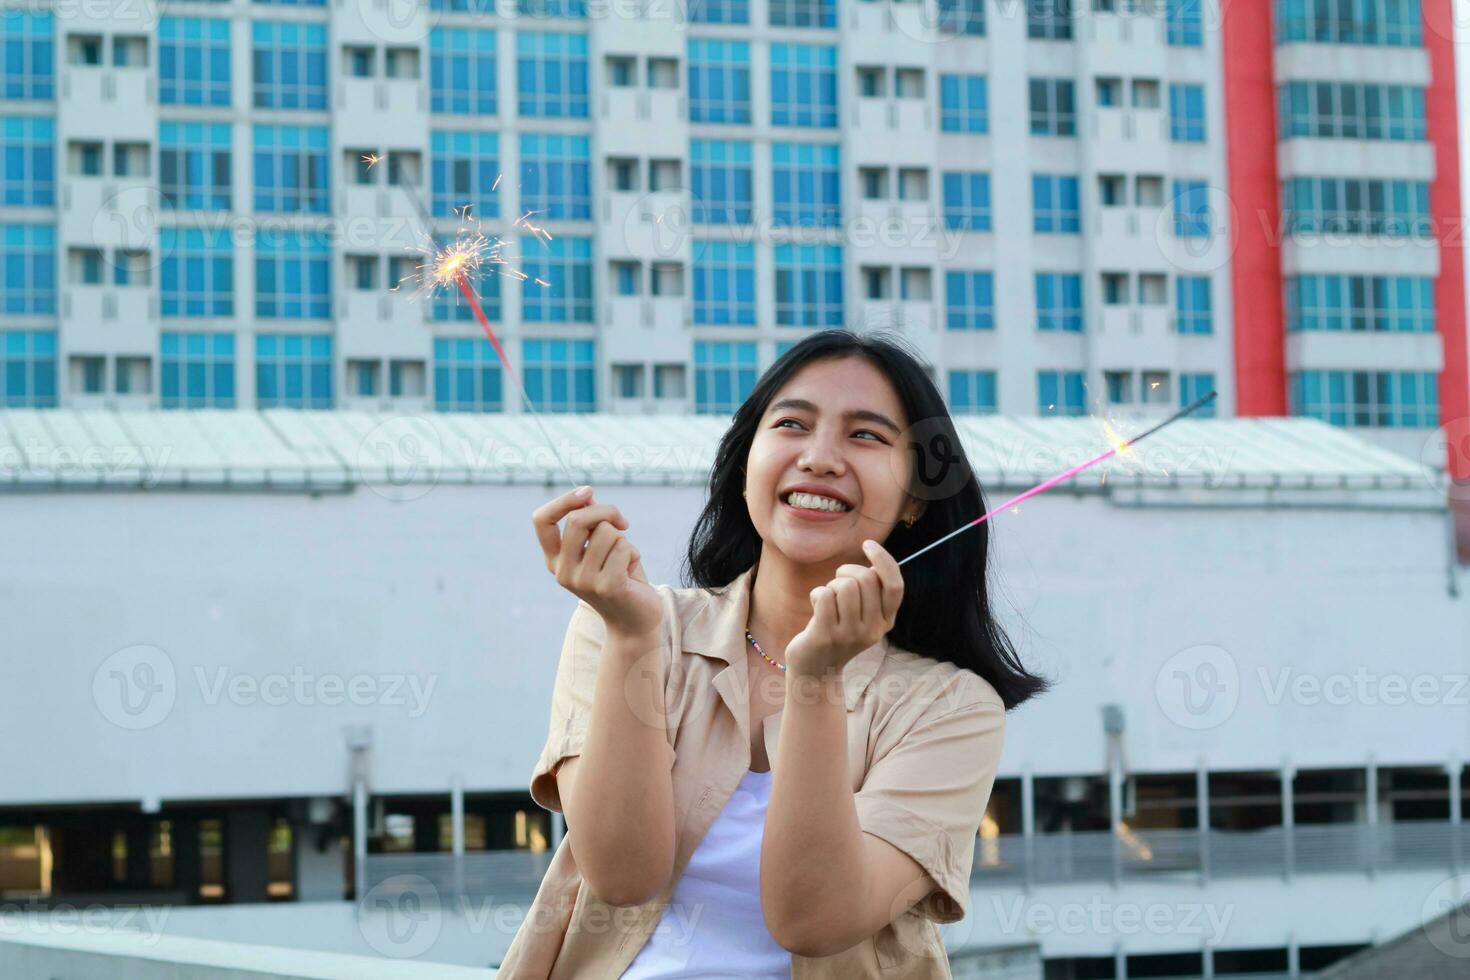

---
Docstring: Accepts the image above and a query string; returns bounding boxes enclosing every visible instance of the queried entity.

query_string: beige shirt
[497,565,1007,979]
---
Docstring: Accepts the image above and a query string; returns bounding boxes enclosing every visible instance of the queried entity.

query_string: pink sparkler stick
[453,270,579,486]
[897,391,1218,566]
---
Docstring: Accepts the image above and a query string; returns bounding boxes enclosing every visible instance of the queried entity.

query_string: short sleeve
[852,691,1006,924]
[528,598,676,814]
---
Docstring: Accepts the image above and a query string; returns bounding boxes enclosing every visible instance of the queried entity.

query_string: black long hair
[681,329,1049,711]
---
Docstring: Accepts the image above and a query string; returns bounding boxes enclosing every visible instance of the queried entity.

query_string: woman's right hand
[532,486,663,637]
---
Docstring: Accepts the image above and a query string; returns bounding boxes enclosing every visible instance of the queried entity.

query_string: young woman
[498,330,1049,979]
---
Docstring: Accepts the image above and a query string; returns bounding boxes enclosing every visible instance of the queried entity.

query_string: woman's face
[744,357,918,567]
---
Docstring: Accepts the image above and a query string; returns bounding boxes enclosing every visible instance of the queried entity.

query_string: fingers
[829,573,866,625]
[862,539,905,622]
[809,583,838,634]
[531,485,592,565]
[834,564,879,626]
[554,503,630,578]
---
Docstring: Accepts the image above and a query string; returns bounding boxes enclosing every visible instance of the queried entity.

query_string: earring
[904,514,916,527]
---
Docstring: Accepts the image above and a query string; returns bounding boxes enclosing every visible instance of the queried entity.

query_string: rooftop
[0,409,1439,500]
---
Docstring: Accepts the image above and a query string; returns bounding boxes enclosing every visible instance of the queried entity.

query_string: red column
[1223,4,1288,416]
[1423,1,1470,481]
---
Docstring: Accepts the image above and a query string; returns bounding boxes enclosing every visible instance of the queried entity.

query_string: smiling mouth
[782,491,852,513]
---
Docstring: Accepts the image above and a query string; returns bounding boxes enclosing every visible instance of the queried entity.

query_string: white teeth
[786,491,850,513]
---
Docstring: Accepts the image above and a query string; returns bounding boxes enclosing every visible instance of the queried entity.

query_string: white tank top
[620,767,792,979]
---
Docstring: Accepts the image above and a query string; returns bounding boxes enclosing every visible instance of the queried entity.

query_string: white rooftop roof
[0,408,1437,498]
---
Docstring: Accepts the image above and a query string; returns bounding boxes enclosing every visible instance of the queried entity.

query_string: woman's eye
[776,417,876,443]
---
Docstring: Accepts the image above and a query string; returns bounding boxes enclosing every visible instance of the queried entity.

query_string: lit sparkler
[897,391,1218,566]
[364,154,580,486]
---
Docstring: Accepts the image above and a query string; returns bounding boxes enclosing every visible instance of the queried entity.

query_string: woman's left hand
[785,539,905,679]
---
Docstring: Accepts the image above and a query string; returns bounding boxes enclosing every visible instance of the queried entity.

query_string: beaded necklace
[744,628,786,672]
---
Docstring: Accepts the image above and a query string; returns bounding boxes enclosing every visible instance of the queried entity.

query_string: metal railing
[362,820,1470,901]
[971,820,1470,885]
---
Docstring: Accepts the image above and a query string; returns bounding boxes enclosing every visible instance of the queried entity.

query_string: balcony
[60,68,154,139]
[61,286,156,351]
[358,819,1470,906]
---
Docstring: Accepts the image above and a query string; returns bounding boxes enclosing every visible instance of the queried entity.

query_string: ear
[908,495,927,523]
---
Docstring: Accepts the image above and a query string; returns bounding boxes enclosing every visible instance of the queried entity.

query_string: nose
[797,426,847,478]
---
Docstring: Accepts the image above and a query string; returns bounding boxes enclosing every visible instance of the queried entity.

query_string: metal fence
[363,820,1470,901]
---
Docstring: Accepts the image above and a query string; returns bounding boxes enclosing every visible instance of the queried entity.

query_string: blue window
[1032,175,1080,233]
[161,332,236,408]
[940,74,988,133]
[519,133,590,220]
[432,131,500,219]
[1278,82,1426,141]
[517,32,588,119]
[430,28,497,115]
[945,271,994,330]
[517,0,588,15]
[942,171,991,231]
[769,0,834,28]
[693,240,756,326]
[771,142,840,228]
[770,44,837,128]
[255,230,331,319]
[1172,179,1212,238]
[523,338,595,413]
[948,370,997,415]
[434,337,504,412]
[159,18,230,107]
[0,329,56,407]
[1282,176,1431,236]
[1036,272,1083,332]
[1038,370,1087,416]
[521,235,593,322]
[688,40,751,124]
[252,22,326,110]
[1176,276,1213,334]
[690,139,753,224]
[689,0,749,24]
[0,224,54,314]
[1028,0,1075,40]
[938,0,985,35]
[1169,83,1206,142]
[256,333,332,408]
[1166,0,1203,47]
[1276,0,1421,47]
[1285,274,1435,332]
[0,117,52,206]
[694,340,757,415]
[160,228,233,317]
[1290,370,1438,428]
[1179,372,1216,416]
[1,13,54,100]
[1029,78,1076,135]
[433,269,501,322]
[160,122,232,210]
[774,244,842,327]
[253,125,329,213]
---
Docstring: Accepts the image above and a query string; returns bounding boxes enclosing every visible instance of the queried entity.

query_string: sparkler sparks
[896,391,1219,566]
[360,151,579,485]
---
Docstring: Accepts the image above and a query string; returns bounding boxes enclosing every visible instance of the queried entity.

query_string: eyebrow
[767,397,902,435]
